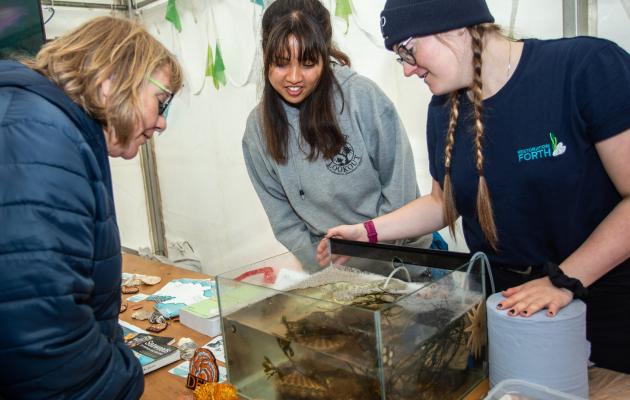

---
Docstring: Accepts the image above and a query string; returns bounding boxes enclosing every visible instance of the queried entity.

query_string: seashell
[131,304,144,310]
[132,310,152,321]
[121,286,139,294]
[177,337,197,360]
[146,322,168,333]
[140,275,161,285]
[122,278,142,287]
[119,303,128,313]
[149,311,166,324]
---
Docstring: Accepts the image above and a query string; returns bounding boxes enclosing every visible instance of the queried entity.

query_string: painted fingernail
[497,303,503,309]
[523,310,528,315]
[548,311,554,316]
[509,309,516,315]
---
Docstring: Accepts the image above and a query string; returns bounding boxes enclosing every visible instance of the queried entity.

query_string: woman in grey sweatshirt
[242,0,431,260]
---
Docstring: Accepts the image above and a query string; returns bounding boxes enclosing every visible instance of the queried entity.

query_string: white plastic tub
[484,379,587,400]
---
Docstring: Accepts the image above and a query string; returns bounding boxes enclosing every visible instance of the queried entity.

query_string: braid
[442,91,460,239]
[469,25,498,249]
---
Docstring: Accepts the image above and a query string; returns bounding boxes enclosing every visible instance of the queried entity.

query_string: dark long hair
[261,0,350,164]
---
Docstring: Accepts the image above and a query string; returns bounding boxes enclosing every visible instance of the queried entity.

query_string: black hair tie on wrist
[543,262,588,300]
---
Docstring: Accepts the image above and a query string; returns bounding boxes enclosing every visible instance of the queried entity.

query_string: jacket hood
[0,60,103,145]
[332,62,357,87]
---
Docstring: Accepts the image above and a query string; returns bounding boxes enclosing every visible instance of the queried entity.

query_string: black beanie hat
[380,0,495,50]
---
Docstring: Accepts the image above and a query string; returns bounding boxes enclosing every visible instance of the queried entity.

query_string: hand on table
[497,276,574,317]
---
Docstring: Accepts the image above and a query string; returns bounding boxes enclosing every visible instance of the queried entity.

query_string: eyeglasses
[395,37,417,66]
[148,77,174,117]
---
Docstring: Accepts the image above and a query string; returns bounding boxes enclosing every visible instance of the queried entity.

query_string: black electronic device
[0,0,46,58]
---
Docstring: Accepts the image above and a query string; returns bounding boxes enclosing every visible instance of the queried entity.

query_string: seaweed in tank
[262,296,486,399]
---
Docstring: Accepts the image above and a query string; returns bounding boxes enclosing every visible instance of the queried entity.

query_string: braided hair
[442,23,501,249]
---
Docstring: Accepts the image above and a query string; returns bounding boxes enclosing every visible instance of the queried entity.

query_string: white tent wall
[108,156,153,253]
[595,0,630,51]
[42,1,628,276]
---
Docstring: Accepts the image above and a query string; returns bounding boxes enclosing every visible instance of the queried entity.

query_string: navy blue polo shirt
[427,37,630,268]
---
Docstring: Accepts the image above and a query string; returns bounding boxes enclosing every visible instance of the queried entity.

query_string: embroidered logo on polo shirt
[327,140,362,175]
[516,132,566,162]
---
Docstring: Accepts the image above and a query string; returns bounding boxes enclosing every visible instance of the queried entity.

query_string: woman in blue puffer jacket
[0,16,182,399]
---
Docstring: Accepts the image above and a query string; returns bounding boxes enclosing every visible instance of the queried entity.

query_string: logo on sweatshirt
[327,141,362,175]
[516,132,566,162]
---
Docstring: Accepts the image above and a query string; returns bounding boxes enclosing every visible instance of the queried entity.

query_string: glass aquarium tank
[217,239,488,400]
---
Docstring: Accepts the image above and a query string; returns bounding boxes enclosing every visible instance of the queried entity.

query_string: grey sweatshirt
[243,64,432,253]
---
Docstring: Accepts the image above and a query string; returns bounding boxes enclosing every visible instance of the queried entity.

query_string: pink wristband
[363,220,378,244]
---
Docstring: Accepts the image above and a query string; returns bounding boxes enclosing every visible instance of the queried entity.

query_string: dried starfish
[464,300,487,359]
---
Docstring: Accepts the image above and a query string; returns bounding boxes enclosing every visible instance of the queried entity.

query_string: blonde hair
[23,16,183,145]
[442,23,501,249]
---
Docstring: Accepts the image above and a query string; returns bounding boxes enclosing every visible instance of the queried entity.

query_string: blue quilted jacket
[0,61,143,399]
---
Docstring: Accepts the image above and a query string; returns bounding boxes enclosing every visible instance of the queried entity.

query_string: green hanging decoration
[251,0,265,7]
[212,41,227,89]
[205,44,214,78]
[335,0,352,34]
[165,0,182,32]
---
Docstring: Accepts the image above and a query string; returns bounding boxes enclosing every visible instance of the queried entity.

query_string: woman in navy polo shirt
[320,0,630,373]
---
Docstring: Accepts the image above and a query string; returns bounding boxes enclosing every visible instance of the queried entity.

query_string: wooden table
[120,253,214,400]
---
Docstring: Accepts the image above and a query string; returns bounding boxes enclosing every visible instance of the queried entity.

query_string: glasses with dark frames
[395,37,417,66]
[148,77,174,117]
